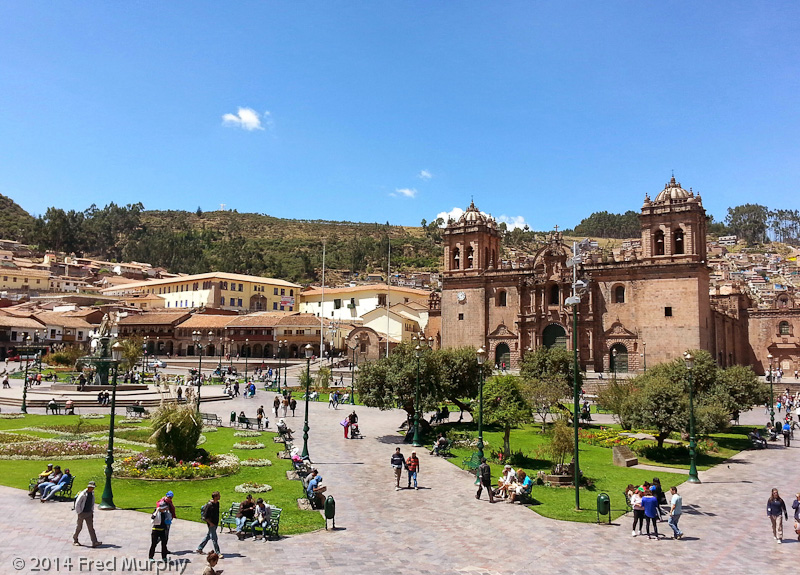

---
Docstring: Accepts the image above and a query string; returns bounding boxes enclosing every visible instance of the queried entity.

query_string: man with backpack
[196,491,222,559]
[149,501,171,562]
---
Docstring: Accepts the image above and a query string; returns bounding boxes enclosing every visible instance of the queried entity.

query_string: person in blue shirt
[782,419,791,447]
[306,469,326,508]
[508,470,532,504]
[642,486,661,539]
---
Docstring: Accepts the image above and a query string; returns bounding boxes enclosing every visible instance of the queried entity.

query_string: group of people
[390,447,421,490]
[626,478,684,540]
[29,463,73,502]
[95,390,112,405]
[272,392,296,417]
[479,463,532,504]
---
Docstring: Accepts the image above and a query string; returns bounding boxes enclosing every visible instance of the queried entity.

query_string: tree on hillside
[482,375,531,458]
[572,210,640,239]
[725,204,769,244]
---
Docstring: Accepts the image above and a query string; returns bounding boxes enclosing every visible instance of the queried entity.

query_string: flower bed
[202,426,218,432]
[232,441,265,450]
[234,481,272,493]
[240,458,273,467]
[113,452,240,479]
[0,432,38,444]
[0,414,24,420]
[0,440,109,459]
[79,414,105,420]
[233,430,262,438]
[578,428,637,448]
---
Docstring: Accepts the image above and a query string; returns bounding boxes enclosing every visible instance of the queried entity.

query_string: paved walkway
[0,401,797,574]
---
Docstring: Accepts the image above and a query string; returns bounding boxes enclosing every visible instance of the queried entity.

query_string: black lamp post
[244,338,249,384]
[154,336,159,379]
[768,353,775,426]
[99,341,123,510]
[612,348,618,381]
[192,331,212,413]
[143,336,149,373]
[283,341,288,388]
[301,343,313,458]
[684,352,701,484]
[349,334,360,406]
[21,335,32,414]
[476,346,487,460]
[411,334,432,447]
[277,340,286,392]
[641,342,647,373]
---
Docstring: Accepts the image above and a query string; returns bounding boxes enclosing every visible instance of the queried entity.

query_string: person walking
[767,488,788,543]
[196,491,222,558]
[290,397,297,417]
[631,486,645,537]
[156,490,176,553]
[791,492,800,542]
[406,450,420,490]
[475,457,495,502]
[73,481,101,547]
[273,395,281,418]
[667,486,683,539]
[783,419,792,447]
[281,396,289,417]
[149,501,171,562]
[642,486,661,540]
[391,447,405,491]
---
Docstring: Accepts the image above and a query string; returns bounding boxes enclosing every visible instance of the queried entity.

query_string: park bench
[462,452,481,474]
[277,426,293,443]
[237,416,259,429]
[248,507,283,539]
[46,403,65,415]
[292,459,311,478]
[125,405,149,417]
[622,491,632,513]
[219,502,248,533]
[28,475,75,500]
[431,438,452,457]
[201,413,223,427]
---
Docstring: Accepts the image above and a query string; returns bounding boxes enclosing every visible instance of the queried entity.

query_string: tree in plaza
[522,377,570,431]
[520,346,582,389]
[481,374,531,458]
[549,417,575,470]
[356,344,482,418]
[622,374,687,448]
[118,336,144,371]
[596,377,638,429]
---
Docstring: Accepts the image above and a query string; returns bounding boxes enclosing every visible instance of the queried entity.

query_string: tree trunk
[656,432,667,448]
[503,424,511,458]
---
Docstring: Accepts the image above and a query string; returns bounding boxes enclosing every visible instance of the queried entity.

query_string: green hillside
[0,194,35,241]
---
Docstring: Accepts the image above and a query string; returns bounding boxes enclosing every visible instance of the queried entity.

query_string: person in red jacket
[406,451,420,489]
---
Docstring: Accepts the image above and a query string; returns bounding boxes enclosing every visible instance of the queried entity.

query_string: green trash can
[230,411,236,426]
[596,492,611,524]
[324,495,336,530]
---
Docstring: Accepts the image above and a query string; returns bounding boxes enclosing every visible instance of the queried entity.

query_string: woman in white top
[496,465,517,499]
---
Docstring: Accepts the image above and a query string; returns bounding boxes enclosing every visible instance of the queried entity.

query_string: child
[202,551,221,575]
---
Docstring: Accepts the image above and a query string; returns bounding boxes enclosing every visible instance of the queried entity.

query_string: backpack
[151,509,163,527]
[200,502,209,521]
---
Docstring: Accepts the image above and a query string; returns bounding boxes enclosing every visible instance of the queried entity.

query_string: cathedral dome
[653,176,693,204]
[458,201,494,225]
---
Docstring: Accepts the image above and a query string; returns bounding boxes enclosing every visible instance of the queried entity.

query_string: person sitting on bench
[749,428,767,448]
[65,399,75,415]
[41,468,72,501]
[431,433,448,456]
[306,469,327,508]
[277,419,294,439]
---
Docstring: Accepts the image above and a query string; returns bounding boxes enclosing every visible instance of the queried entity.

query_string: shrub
[42,346,84,367]
[149,403,202,461]
[631,439,717,462]
[578,428,637,448]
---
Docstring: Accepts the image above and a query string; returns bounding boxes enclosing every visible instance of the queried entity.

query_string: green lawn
[0,414,325,535]
[435,421,688,523]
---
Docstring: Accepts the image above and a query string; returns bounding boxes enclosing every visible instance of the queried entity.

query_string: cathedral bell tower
[639,176,707,263]
[442,201,502,274]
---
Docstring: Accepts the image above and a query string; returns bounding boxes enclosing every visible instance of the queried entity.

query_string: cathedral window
[467,247,474,269]
[497,290,507,307]
[614,285,625,304]
[452,248,460,270]
[779,321,790,336]
[549,285,560,306]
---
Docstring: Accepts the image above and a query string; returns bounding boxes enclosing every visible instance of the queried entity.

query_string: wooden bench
[462,452,481,473]
[126,405,149,417]
[201,412,223,427]
[292,459,311,478]
[46,403,65,415]
[277,426,293,443]
[237,416,259,429]
[219,502,245,533]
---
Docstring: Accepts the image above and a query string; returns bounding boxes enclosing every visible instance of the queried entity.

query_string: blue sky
[1,2,798,231]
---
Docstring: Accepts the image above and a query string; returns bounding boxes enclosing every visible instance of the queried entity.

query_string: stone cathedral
[433,177,757,373]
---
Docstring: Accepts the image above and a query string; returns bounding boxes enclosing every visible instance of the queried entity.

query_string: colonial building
[438,178,743,373]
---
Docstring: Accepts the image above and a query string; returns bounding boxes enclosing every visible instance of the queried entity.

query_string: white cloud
[418,170,433,181]
[390,188,417,199]
[497,215,529,230]
[436,207,464,224]
[222,107,268,131]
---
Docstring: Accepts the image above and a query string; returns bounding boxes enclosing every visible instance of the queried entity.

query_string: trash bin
[230,411,236,426]
[596,492,611,524]
[324,495,336,530]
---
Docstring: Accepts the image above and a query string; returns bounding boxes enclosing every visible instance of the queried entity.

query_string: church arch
[542,324,567,349]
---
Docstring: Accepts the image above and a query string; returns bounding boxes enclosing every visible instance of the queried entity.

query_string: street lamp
[476,346,487,460]
[768,353,775,426]
[277,340,286,392]
[191,331,211,413]
[302,343,313,458]
[683,352,701,484]
[143,336,149,372]
[283,340,288,388]
[99,341,123,510]
[411,334,432,447]
[641,342,647,373]
[612,348,618,381]
[21,335,32,414]
[348,335,360,406]
[244,338,250,384]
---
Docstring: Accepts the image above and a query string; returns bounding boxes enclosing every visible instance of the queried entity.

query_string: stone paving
[0,391,797,574]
